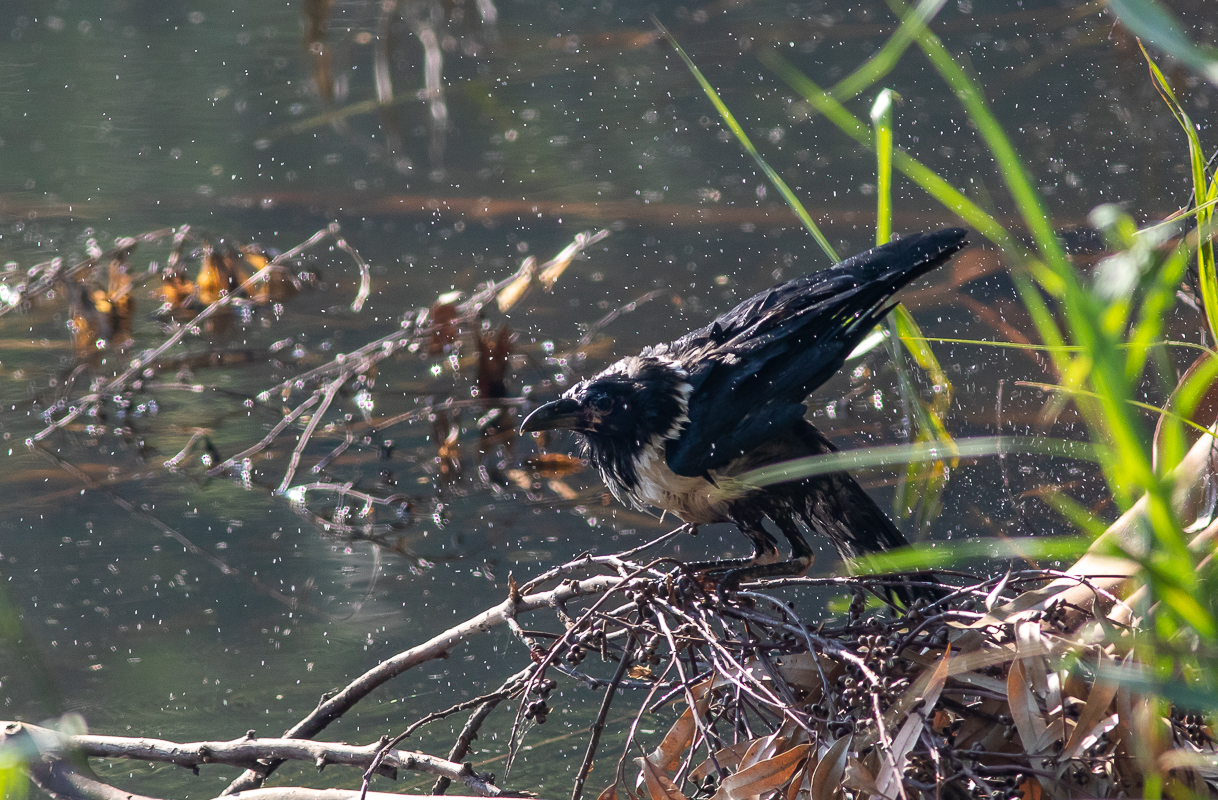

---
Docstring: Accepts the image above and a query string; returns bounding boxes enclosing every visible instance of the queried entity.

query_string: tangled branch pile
[8,542,1218,800]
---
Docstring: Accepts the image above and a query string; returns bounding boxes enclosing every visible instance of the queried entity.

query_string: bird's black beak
[521,398,582,433]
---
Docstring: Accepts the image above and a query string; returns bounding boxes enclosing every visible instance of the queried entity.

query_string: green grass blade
[889,302,958,529]
[1143,44,1218,344]
[871,89,898,246]
[1037,488,1111,540]
[1109,0,1218,86]
[852,535,1090,574]
[1019,380,1216,440]
[717,435,1096,498]
[900,336,1210,356]
[659,21,839,262]
[896,0,1166,512]
[891,0,1071,280]
[869,85,957,528]
[830,0,948,102]
[760,49,1021,254]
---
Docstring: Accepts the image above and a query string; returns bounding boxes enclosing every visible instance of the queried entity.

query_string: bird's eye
[589,395,614,413]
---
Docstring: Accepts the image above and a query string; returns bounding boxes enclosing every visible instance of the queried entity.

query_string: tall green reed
[669,0,1218,722]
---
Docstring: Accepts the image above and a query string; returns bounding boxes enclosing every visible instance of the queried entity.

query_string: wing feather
[663,228,967,477]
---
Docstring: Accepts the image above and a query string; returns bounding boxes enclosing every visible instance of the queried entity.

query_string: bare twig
[277,372,350,494]
[1,721,502,796]
[222,575,620,795]
[432,665,537,795]
[571,631,635,800]
[361,666,535,799]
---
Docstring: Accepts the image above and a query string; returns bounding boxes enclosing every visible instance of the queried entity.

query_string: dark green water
[0,0,1212,797]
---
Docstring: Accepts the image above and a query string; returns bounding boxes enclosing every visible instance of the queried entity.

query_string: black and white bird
[521,229,968,588]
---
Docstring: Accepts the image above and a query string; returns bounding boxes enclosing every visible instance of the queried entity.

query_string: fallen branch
[0,722,502,796]
[222,573,623,794]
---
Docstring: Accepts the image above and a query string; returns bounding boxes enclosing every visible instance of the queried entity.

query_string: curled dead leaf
[1007,659,1050,755]
[1060,668,1118,761]
[710,743,809,800]
[497,256,537,312]
[636,755,690,800]
[647,678,711,771]
[690,741,753,784]
[538,229,610,289]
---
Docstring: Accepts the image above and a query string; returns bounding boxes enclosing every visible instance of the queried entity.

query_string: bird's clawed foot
[717,554,813,592]
[678,553,814,595]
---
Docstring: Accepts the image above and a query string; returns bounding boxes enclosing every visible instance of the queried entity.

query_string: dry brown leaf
[538,228,609,289]
[873,649,949,746]
[477,324,512,400]
[538,247,576,290]
[497,255,537,312]
[1019,775,1044,800]
[874,654,948,799]
[428,301,460,354]
[196,251,224,305]
[159,271,196,311]
[503,468,533,491]
[196,249,249,305]
[597,782,619,800]
[546,479,580,500]
[710,743,809,800]
[949,629,987,653]
[734,737,767,776]
[689,741,753,783]
[784,761,808,800]
[875,713,922,799]
[627,665,654,680]
[842,756,878,795]
[526,452,584,477]
[905,638,1058,695]
[773,653,837,694]
[809,736,851,800]
[1062,667,1088,704]
[647,678,712,771]
[1060,670,1118,761]
[740,721,800,772]
[636,755,690,800]
[1015,621,1050,697]
[1007,658,1050,754]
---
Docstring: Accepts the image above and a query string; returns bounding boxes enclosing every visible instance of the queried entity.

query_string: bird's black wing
[661,228,967,477]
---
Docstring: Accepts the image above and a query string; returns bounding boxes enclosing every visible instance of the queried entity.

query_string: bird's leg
[775,515,814,565]
[682,518,780,575]
[717,517,814,590]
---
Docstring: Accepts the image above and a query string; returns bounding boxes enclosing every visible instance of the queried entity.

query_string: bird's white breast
[630,440,730,524]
